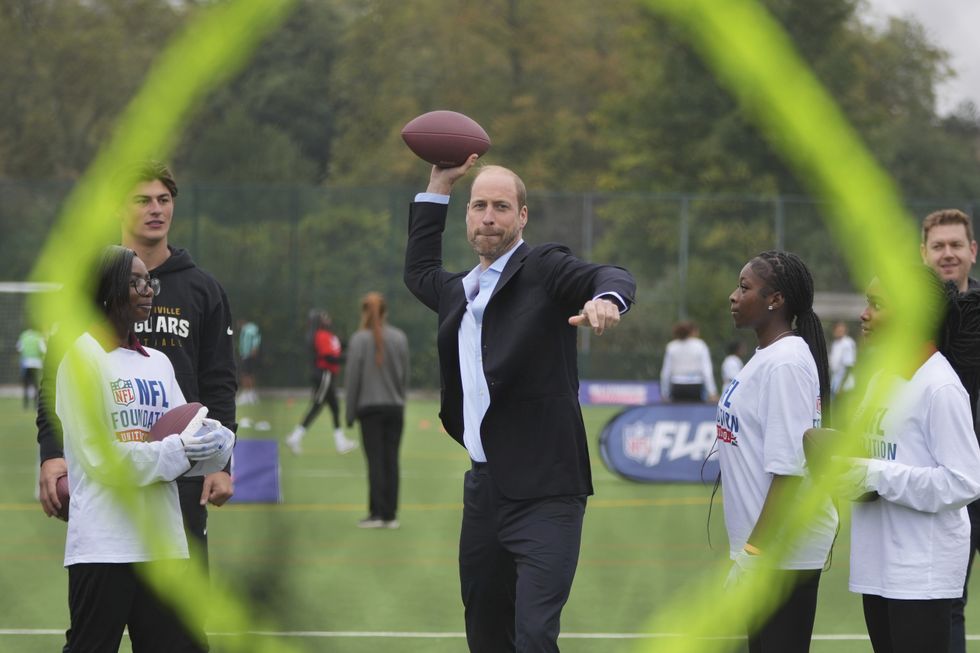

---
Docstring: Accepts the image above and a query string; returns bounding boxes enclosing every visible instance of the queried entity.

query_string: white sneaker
[285,426,305,455]
[384,519,400,530]
[334,428,358,454]
[255,421,271,431]
[239,417,253,429]
[357,517,385,529]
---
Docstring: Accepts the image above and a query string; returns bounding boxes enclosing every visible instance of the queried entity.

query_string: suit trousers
[459,464,586,653]
[358,405,404,521]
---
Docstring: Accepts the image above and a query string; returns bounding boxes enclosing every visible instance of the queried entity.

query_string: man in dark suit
[404,155,636,652]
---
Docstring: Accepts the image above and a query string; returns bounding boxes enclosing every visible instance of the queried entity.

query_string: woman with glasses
[57,245,233,652]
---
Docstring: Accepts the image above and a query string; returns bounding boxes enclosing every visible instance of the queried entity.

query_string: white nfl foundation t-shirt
[57,333,193,566]
[849,352,980,599]
[716,335,838,568]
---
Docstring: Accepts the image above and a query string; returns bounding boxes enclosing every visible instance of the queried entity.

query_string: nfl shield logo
[110,378,135,406]
[623,421,653,463]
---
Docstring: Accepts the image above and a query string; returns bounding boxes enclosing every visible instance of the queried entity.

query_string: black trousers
[358,406,403,521]
[863,594,952,653]
[459,464,586,653]
[301,370,341,430]
[669,382,704,402]
[22,366,39,408]
[176,476,210,651]
[747,569,821,653]
[950,499,980,653]
[66,562,205,653]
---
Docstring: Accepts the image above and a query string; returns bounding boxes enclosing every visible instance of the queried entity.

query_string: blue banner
[229,439,282,503]
[598,403,719,483]
[579,380,661,406]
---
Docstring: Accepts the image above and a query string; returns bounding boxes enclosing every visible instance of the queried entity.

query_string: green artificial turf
[2,396,977,652]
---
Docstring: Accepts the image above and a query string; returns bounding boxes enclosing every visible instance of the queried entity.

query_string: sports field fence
[1,179,976,388]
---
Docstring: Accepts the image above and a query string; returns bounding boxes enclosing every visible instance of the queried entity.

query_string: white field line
[9,628,970,640]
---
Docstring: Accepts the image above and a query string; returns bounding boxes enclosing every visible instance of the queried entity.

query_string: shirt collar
[462,239,524,299]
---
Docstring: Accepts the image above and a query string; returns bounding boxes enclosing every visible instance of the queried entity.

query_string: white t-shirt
[829,335,857,393]
[57,333,193,566]
[849,352,980,599]
[661,337,717,398]
[716,336,838,568]
[721,354,744,388]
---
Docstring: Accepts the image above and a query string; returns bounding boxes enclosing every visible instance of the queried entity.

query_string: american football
[55,474,70,521]
[401,110,491,168]
[149,402,207,442]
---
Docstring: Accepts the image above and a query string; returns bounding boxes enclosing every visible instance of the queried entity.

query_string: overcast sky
[860,0,980,115]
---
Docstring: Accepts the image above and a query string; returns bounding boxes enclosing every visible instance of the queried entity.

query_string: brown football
[55,474,70,521]
[401,110,491,168]
[149,402,206,442]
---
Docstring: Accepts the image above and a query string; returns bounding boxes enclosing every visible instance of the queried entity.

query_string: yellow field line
[0,495,711,514]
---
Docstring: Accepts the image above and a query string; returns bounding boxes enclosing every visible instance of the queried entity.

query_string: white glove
[198,418,235,453]
[180,428,221,461]
[724,548,762,590]
[833,457,878,501]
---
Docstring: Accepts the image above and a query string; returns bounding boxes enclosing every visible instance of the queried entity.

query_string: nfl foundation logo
[110,379,136,406]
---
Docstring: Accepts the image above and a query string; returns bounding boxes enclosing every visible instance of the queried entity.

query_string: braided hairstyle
[750,250,832,419]
[95,245,137,333]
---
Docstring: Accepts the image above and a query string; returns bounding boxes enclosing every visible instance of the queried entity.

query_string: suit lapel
[490,242,529,302]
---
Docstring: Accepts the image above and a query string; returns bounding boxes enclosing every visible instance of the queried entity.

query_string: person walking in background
[17,326,46,409]
[918,208,980,653]
[721,340,746,389]
[828,321,857,397]
[404,154,635,653]
[236,320,261,406]
[344,292,409,529]
[58,245,233,652]
[716,250,837,652]
[660,320,718,402]
[285,309,358,455]
[836,266,980,653]
[36,161,238,652]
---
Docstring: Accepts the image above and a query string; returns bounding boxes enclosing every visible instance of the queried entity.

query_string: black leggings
[747,569,821,653]
[300,370,340,430]
[862,594,952,653]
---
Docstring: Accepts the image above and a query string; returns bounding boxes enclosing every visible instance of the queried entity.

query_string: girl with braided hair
[715,250,838,652]
[838,266,980,653]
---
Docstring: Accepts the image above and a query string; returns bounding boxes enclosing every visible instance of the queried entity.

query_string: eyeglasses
[130,276,161,297]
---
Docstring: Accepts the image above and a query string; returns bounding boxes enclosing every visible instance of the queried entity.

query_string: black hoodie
[37,246,237,462]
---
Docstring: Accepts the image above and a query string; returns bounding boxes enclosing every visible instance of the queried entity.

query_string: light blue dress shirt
[457,242,524,462]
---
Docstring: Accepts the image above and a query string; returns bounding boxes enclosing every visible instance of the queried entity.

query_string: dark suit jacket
[404,201,636,500]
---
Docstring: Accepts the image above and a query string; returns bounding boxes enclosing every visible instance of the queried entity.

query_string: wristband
[743,542,762,556]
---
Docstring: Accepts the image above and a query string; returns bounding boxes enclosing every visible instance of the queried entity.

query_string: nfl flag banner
[598,403,719,483]
[579,380,660,406]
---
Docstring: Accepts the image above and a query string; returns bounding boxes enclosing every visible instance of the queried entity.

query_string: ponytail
[754,251,832,420]
[360,292,387,367]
